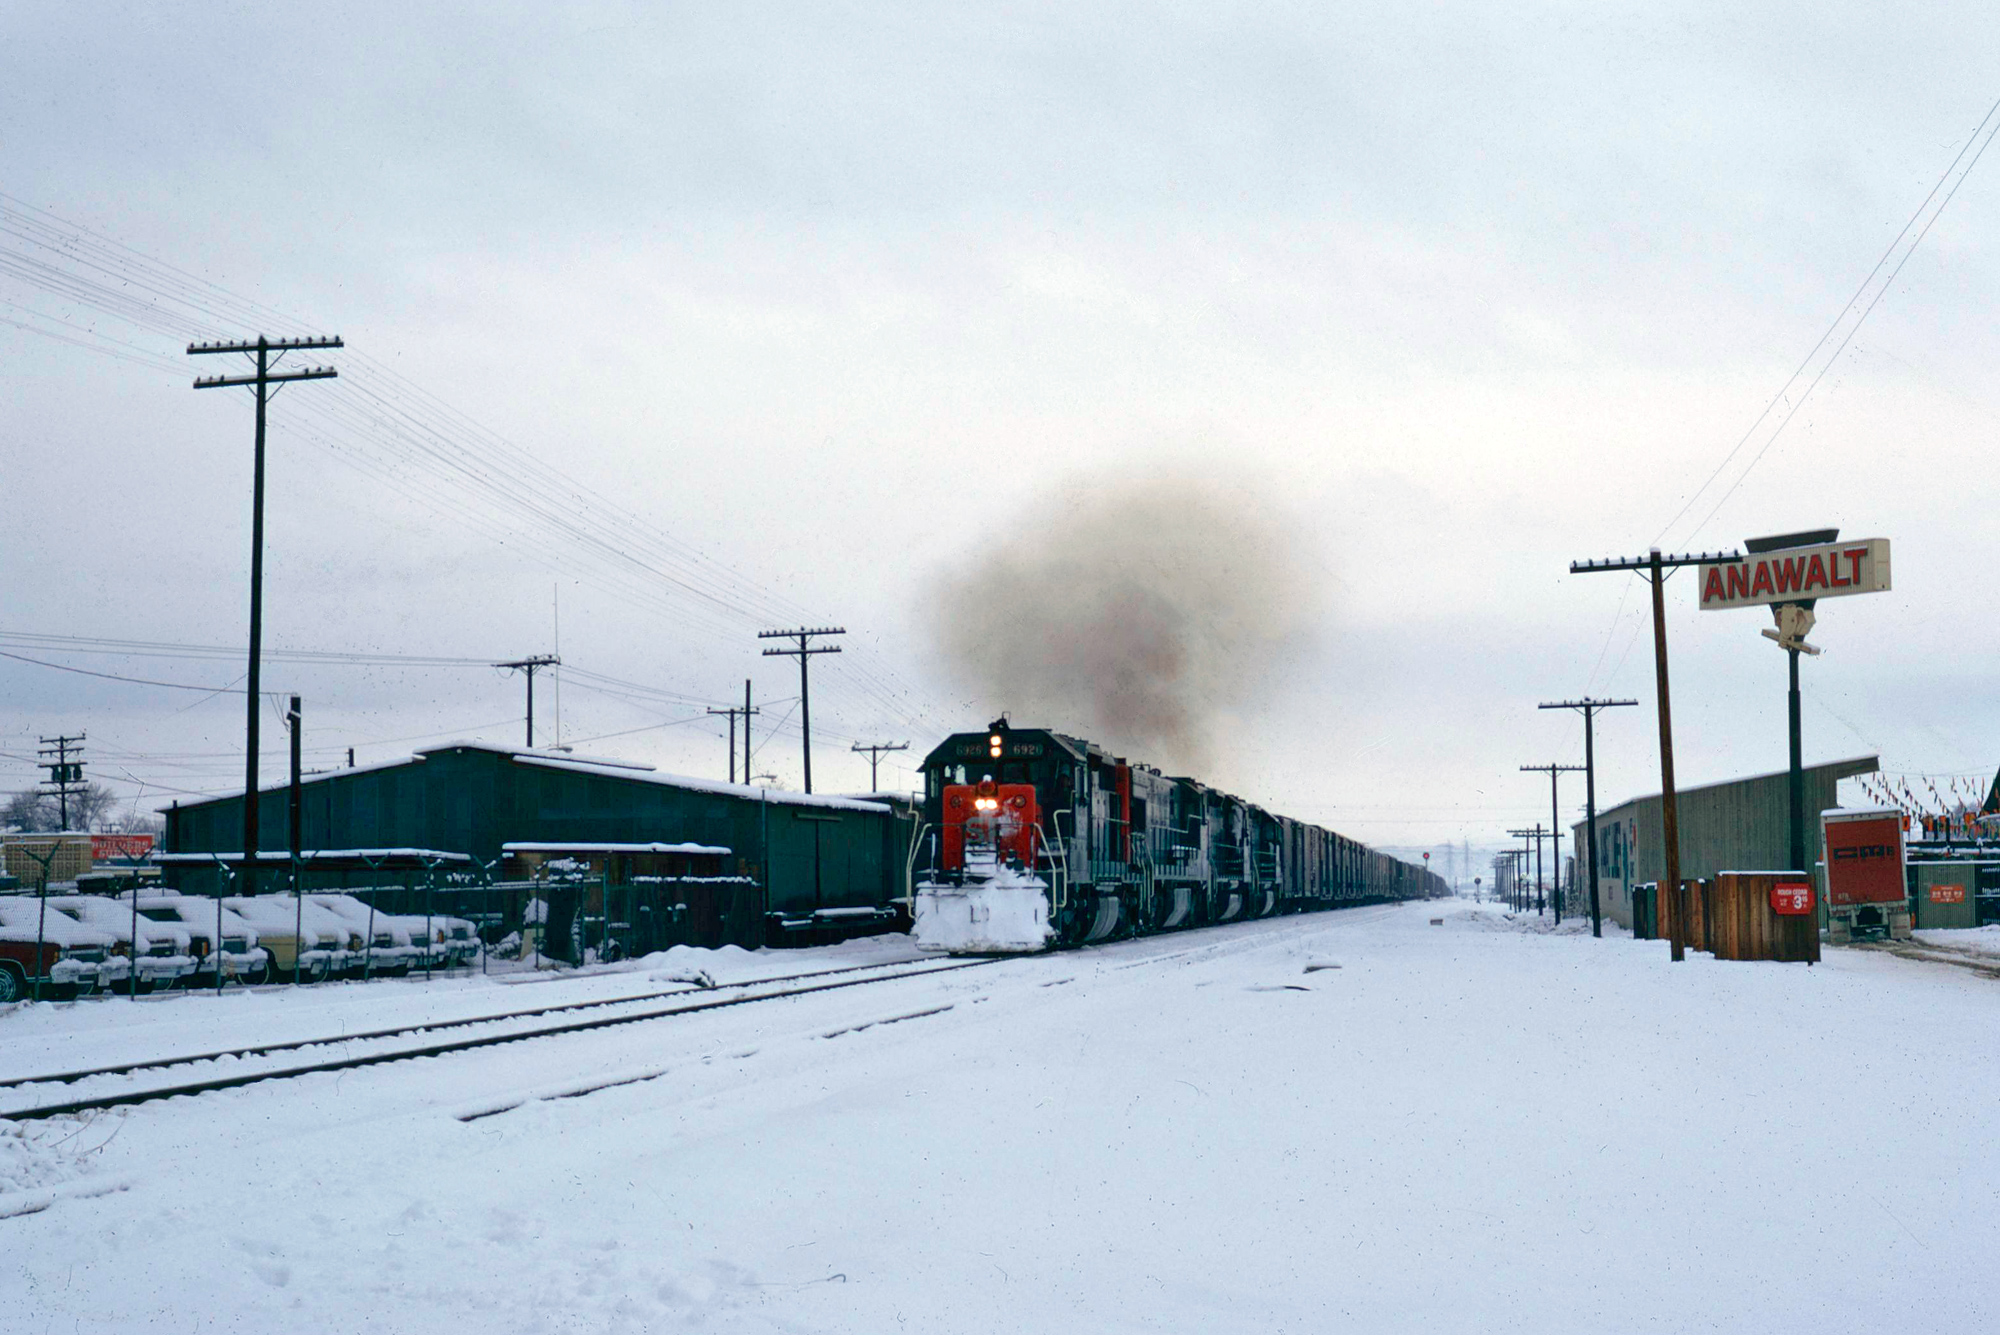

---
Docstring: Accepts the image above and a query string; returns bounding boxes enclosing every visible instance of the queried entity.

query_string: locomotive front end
[912,726,1055,953]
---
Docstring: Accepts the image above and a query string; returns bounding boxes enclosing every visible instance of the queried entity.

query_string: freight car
[910,720,1447,952]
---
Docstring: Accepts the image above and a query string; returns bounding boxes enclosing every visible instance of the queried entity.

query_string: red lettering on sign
[1804,554,1827,591]
[1702,567,1724,603]
[1829,553,1850,587]
[1727,565,1750,599]
[1751,562,1774,598]
[1774,557,1802,594]
[1845,548,1866,586]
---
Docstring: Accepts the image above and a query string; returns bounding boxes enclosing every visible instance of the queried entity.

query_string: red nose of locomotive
[941,776,1040,872]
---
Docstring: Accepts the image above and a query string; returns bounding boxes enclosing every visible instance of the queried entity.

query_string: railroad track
[0,955,998,1122]
[1,903,1419,1123]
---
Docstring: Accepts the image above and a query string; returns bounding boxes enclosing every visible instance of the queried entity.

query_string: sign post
[1700,532,1892,879]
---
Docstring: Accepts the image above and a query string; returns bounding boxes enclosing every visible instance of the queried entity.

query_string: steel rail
[0,957,998,1121]
[0,954,943,1091]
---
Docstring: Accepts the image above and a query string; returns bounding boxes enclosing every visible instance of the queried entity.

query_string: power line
[0,194,947,739]
[0,648,271,695]
[1655,93,2000,547]
[759,628,844,794]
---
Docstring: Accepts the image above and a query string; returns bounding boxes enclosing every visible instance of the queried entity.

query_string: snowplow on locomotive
[911,720,1447,954]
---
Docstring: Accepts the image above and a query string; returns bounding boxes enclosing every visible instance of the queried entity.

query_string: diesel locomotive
[910,719,1448,952]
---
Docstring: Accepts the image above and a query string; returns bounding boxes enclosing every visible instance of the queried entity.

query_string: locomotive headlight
[974,797,999,812]
[988,733,1003,757]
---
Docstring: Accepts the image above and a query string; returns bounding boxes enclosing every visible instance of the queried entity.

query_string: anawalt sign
[1698,538,1891,611]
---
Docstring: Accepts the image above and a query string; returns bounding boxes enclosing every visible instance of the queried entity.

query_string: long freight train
[911,720,1448,952]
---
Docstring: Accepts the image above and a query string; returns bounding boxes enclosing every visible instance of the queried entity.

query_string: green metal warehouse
[1570,754,1879,932]
[161,742,913,947]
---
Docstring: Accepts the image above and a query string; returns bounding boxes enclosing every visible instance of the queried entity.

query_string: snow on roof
[152,849,472,865]
[155,738,887,816]
[511,754,891,814]
[415,740,656,771]
[153,753,421,811]
[1585,754,1879,821]
[1822,806,1901,819]
[502,841,732,856]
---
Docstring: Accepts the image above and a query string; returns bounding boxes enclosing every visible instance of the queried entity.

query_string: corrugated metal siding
[1570,756,1877,931]
[163,747,904,915]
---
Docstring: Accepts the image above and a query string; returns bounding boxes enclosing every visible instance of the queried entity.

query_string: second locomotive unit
[910,719,1446,952]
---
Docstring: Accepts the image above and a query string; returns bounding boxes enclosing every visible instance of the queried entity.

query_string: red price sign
[1770,882,1814,915]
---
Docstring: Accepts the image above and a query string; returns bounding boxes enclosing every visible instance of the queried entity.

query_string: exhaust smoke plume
[930,471,1318,776]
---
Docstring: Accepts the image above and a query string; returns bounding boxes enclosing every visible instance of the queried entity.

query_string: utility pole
[1571,547,1738,960]
[1522,764,1585,924]
[36,733,86,830]
[190,334,342,895]
[707,698,761,784]
[287,697,303,863]
[758,627,844,793]
[1539,699,1636,938]
[495,655,560,747]
[851,741,909,792]
[1510,827,1550,913]
[288,695,305,978]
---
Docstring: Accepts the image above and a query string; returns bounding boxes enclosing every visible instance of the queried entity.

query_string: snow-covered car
[0,897,118,1000]
[383,913,481,970]
[439,915,482,967]
[306,894,418,976]
[223,895,359,982]
[46,895,197,992]
[123,894,270,986]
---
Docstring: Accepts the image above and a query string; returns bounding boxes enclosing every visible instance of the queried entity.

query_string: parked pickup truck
[306,895,419,977]
[223,895,361,982]
[46,895,198,992]
[0,897,119,1000]
[121,894,271,987]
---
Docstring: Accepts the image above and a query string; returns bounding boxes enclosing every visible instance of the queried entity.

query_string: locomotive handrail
[903,821,932,908]
[1041,810,1074,911]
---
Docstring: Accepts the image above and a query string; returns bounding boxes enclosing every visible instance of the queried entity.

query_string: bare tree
[5,782,120,831]
[67,782,119,831]
[2,790,55,833]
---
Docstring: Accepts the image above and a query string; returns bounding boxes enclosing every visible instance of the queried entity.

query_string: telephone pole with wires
[1569,548,1739,959]
[495,655,560,747]
[706,691,761,784]
[759,628,843,793]
[1539,698,1637,938]
[190,334,342,893]
[1509,826,1550,914]
[37,733,86,830]
[1521,764,1585,923]
[851,741,909,792]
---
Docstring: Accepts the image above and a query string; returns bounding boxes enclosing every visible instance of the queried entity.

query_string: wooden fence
[1640,873,1819,963]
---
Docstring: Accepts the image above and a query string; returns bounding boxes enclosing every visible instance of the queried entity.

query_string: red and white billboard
[1822,808,1904,907]
[91,833,155,862]
[1698,539,1891,611]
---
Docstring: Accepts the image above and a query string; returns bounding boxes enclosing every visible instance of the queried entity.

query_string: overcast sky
[5,2,1998,866]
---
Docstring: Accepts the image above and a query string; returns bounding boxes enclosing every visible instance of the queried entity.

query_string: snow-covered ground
[1916,925,2000,958]
[4,900,1998,1333]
